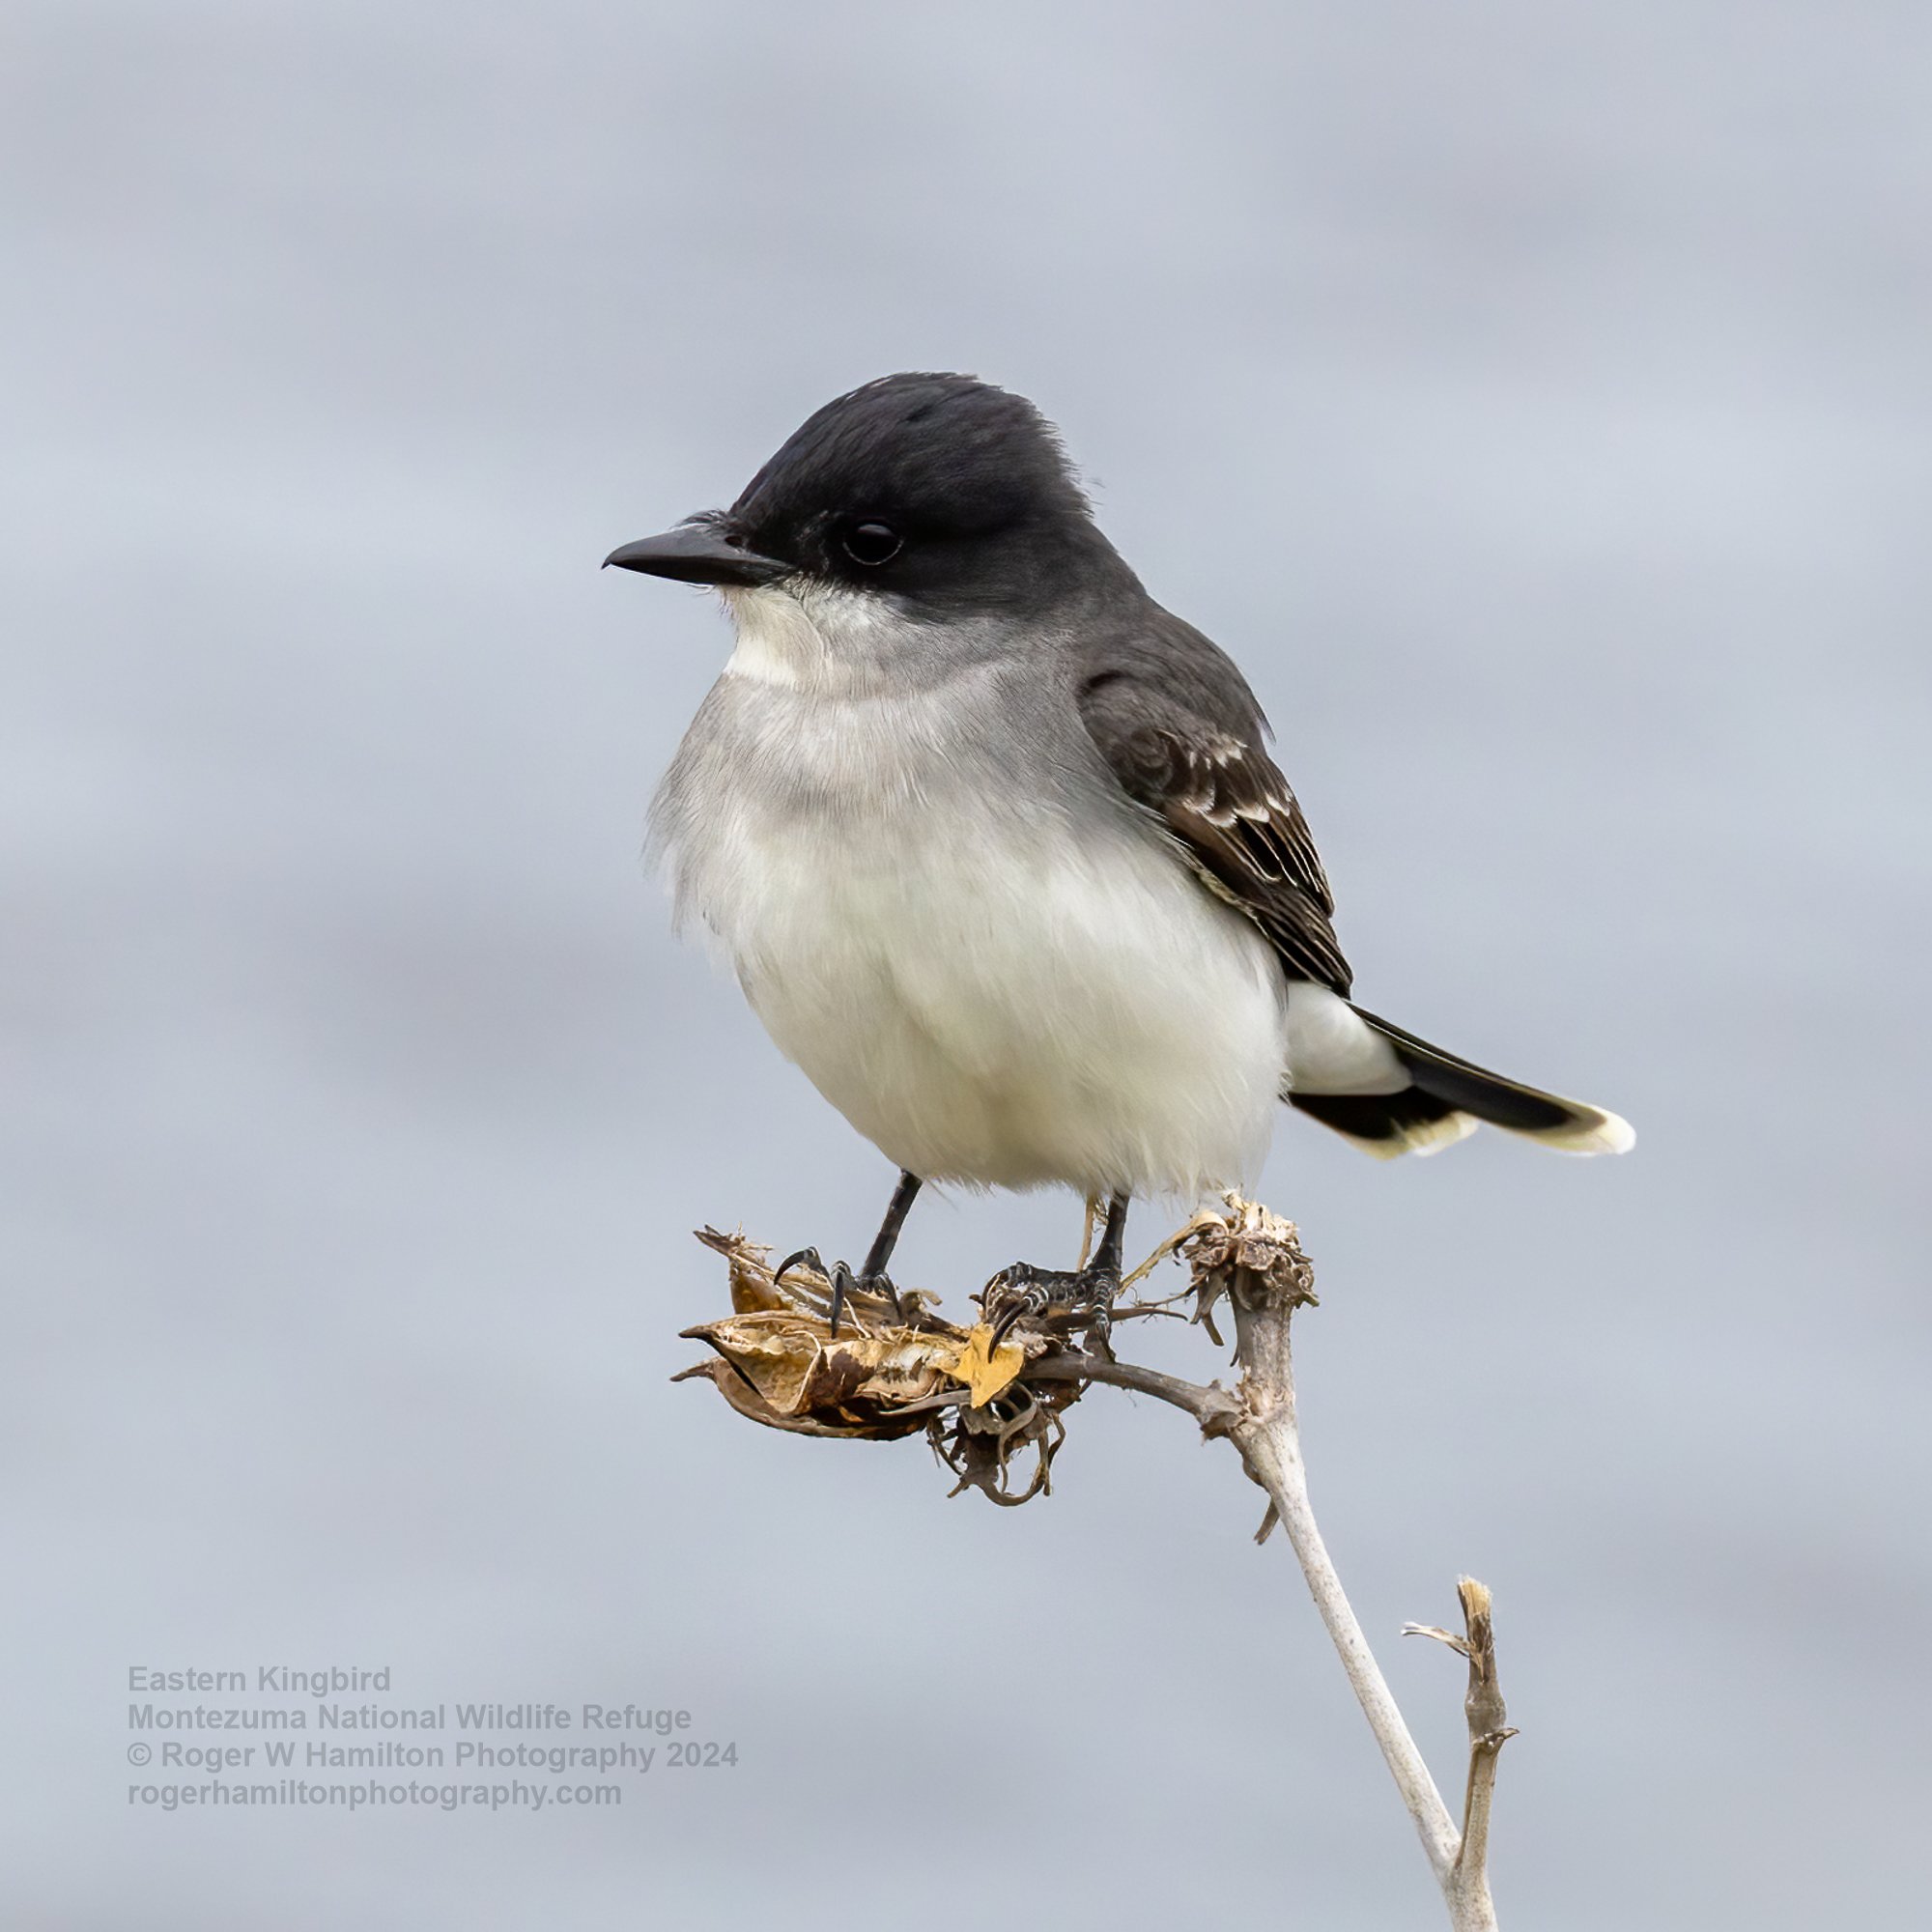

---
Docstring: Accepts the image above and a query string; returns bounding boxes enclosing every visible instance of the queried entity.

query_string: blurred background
[4,3,1927,1925]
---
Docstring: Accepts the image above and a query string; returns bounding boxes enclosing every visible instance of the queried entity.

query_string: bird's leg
[775,1170,922,1338]
[981,1193,1129,1350]
[1091,1191,1129,1281]
[861,1169,922,1283]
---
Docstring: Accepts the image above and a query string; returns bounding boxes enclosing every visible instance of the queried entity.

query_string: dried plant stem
[1032,1201,1511,1929]
[1238,1406,1463,1881]
[1405,1577,1517,1929]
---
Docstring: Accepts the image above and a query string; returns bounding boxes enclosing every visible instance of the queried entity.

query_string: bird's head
[604,373,1131,687]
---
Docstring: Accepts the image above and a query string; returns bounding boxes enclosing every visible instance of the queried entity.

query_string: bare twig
[1025,1350,1241,1427]
[1405,1577,1517,1927]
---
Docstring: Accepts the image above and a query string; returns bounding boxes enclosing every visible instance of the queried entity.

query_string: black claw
[773,1244,851,1335]
[834,1267,909,1337]
[827,1261,856,1340]
[773,1246,906,1339]
[980,1260,1121,1349]
[987,1291,1038,1351]
[773,1246,826,1291]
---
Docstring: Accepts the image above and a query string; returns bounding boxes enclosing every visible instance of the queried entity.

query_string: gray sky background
[4,4,1928,1926]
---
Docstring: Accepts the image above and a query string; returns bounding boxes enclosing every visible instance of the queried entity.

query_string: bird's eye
[841,521,903,567]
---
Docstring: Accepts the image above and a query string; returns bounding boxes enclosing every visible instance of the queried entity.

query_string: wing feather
[1078,665,1351,996]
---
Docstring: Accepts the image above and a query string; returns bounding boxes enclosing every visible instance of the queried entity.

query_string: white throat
[719,582,900,694]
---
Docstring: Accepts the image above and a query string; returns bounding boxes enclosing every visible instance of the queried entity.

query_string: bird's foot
[979,1261,1122,1356]
[772,1247,904,1338]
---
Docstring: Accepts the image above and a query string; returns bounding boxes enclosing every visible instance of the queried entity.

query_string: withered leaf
[946,1324,1026,1408]
[675,1308,967,1440]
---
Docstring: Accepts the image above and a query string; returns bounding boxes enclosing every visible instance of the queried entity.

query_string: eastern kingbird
[607,374,1632,1319]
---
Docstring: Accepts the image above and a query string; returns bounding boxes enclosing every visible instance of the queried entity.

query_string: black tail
[1288,1007,1634,1159]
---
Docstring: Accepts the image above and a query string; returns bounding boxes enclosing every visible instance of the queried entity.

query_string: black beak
[601,525,791,587]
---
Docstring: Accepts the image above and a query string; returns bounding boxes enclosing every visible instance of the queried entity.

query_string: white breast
[655,639,1290,1202]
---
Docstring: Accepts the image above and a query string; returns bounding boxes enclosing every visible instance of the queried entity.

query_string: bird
[605,373,1632,1330]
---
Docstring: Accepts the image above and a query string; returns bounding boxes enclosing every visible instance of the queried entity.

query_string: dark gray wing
[1075,612,1352,997]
